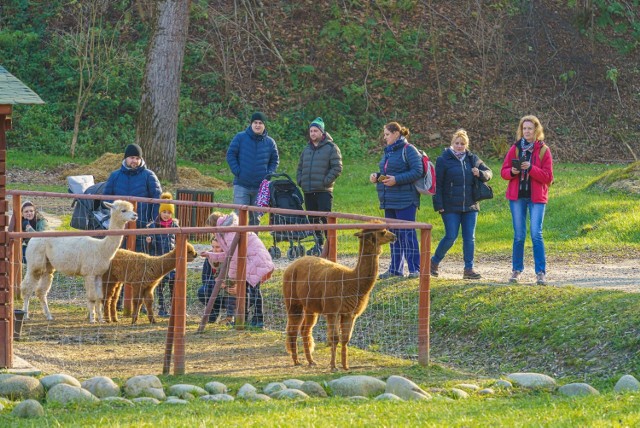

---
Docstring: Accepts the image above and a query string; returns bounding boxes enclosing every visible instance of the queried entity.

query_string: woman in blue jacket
[431,129,492,279]
[369,122,423,279]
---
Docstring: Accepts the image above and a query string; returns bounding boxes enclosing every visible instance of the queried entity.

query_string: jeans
[233,185,260,225]
[304,191,333,246]
[384,205,420,275]
[510,198,546,273]
[432,211,478,269]
[246,282,264,327]
[198,259,235,322]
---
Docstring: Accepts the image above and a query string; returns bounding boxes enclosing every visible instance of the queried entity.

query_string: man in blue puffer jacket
[226,112,279,225]
[104,143,163,252]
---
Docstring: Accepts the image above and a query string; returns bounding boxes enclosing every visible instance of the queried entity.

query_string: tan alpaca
[282,225,396,371]
[21,200,137,323]
[102,243,198,324]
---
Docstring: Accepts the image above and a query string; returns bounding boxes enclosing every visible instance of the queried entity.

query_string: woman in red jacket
[500,115,554,285]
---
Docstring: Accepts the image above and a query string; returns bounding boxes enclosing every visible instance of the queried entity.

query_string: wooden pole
[418,227,431,365]
[235,209,248,328]
[327,216,337,262]
[172,234,188,375]
[123,201,137,317]
[11,195,21,298]
[0,112,11,368]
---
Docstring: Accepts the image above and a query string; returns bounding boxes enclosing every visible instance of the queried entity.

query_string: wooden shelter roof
[0,66,44,105]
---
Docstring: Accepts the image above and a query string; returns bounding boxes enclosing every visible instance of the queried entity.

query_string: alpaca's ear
[104,202,113,209]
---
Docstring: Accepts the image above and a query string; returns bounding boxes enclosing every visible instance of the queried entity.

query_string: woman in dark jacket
[431,129,492,279]
[369,122,423,279]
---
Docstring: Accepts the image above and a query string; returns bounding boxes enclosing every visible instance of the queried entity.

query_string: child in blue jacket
[145,192,178,317]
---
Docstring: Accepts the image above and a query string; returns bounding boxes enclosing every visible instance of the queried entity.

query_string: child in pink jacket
[202,212,274,328]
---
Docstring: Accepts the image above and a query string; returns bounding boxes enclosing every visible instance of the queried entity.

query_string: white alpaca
[21,200,138,323]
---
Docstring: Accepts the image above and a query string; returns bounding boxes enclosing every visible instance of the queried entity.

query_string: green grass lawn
[4,151,640,426]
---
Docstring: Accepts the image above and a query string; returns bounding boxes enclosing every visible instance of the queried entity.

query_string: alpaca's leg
[285,303,304,366]
[340,315,356,370]
[144,287,156,324]
[110,284,122,323]
[131,288,145,324]
[84,276,97,323]
[94,275,104,323]
[301,312,319,367]
[102,283,112,323]
[37,268,56,321]
[325,313,340,371]
[20,270,38,319]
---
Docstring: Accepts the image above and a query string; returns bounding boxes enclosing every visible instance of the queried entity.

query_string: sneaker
[158,308,168,318]
[378,270,403,280]
[536,272,547,286]
[430,262,439,278]
[408,272,420,279]
[463,269,482,280]
[509,271,522,283]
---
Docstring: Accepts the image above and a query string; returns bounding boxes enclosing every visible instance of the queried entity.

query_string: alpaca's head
[104,200,137,228]
[355,226,396,254]
[185,243,198,262]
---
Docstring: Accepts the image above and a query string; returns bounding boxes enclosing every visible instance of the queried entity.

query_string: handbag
[472,177,493,202]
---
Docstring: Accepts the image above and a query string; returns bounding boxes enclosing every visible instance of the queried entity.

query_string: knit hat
[124,143,143,159]
[309,117,325,133]
[250,111,267,123]
[158,192,175,216]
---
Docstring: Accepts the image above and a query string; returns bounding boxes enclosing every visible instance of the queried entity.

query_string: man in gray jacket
[296,117,343,254]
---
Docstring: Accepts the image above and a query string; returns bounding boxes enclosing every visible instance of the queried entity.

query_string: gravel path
[192,243,640,293]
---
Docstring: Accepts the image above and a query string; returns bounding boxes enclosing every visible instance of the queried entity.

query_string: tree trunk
[136,0,191,182]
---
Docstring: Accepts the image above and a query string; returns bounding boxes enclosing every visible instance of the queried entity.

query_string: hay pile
[62,153,229,191]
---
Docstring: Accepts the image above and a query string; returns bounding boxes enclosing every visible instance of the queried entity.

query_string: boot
[430,262,439,277]
[463,268,481,280]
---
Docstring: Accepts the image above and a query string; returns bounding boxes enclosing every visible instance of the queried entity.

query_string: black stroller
[263,172,321,260]
[67,175,111,230]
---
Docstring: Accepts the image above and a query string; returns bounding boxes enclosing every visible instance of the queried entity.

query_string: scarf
[159,218,174,228]
[519,137,535,191]
[450,147,466,161]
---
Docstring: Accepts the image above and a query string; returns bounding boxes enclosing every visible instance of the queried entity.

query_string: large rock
[375,393,402,401]
[328,375,386,398]
[200,394,234,402]
[271,389,310,400]
[0,374,45,400]
[237,383,257,399]
[282,379,305,389]
[11,399,45,418]
[506,373,556,389]
[449,388,469,400]
[300,381,328,398]
[263,382,287,396]
[385,376,431,401]
[558,383,599,397]
[40,374,81,391]
[614,375,640,393]
[101,396,134,406]
[204,381,228,395]
[167,384,207,399]
[124,375,166,400]
[132,397,161,405]
[47,384,99,405]
[81,376,120,398]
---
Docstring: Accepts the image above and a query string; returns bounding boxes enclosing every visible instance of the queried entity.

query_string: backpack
[402,143,436,196]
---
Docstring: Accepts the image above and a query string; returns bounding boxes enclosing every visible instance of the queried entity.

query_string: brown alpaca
[282,225,396,371]
[102,243,197,324]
